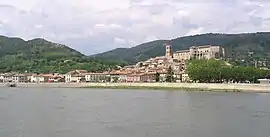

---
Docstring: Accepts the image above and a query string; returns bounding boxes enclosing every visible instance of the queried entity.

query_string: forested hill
[0,35,124,73]
[93,32,270,65]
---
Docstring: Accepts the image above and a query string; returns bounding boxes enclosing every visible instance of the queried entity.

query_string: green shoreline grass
[81,85,242,92]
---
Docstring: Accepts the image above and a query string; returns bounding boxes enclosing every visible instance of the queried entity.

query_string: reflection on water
[0,88,270,137]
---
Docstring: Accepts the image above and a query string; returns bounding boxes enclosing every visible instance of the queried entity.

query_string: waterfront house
[65,73,72,83]
[85,73,108,82]
[65,70,88,83]
[126,73,141,83]
[48,75,65,83]
[3,73,13,83]
[181,73,190,83]
[118,72,128,82]
[140,72,156,82]
[34,74,45,83]
[107,71,129,83]
[30,74,39,83]
[25,73,34,82]
[70,74,85,83]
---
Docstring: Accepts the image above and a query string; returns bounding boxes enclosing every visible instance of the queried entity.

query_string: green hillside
[94,32,270,67]
[0,36,124,73]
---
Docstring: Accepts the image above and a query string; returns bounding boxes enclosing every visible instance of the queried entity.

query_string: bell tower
[164,43,173,59]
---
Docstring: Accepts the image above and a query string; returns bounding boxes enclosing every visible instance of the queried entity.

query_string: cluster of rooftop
[0,44,225,83]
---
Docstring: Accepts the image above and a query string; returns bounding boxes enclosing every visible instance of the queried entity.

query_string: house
[258,79,270,84]
[140,72,156,82]
[156,71,167,82]
[118,72,128,82]
[25,73,34,82]
[106,71,128,83]
[69,74,85,83]
[65,73,72,83]
[3,73,13,83]
[30,74,39,83]
[31,74,46,83]
[85,73,108,82]
[48,75,65,83]
[30,74,52,83]
[126,73,141,83]
[258,75,270,84]
[181,73,190,83]
[12,74,28,83]
[65,70,88,83]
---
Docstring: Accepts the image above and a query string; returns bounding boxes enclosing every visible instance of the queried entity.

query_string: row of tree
[0,56,126,74]
[187,59,269,83]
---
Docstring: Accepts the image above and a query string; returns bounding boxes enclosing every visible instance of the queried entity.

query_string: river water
[0,88,270,137]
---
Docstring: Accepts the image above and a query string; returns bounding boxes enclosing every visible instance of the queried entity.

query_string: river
[0,88,270,137]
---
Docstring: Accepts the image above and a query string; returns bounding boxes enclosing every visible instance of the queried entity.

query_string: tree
[165,66,174,82]
[187,59,270,83]
[155,72,160,82]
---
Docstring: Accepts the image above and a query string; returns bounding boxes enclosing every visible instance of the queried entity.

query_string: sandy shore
[1,82,270,93]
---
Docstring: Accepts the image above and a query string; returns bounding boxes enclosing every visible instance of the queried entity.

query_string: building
[70,74,86,83]
[258,79,270,84]
[173,45,225,61]
[140,72,156,82]
[2,73,13,83]
[65,70,88,83]
[85,73,107,82]
[181,73,190,83]
[126,73,141,83]
[30,74,47,83]
[12,74,28,83]
[165,43,173,59]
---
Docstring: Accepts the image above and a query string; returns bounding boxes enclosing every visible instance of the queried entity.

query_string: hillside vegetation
[94,32,270,66]
[0,36,124,73]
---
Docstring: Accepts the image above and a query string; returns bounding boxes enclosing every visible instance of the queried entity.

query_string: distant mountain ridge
[93,32,270,65]
[0,35,123,73]
[0,36,83,58]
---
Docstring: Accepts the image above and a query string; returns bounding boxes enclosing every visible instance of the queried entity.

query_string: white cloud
[186,27,204,36]
[114,37,127,45]
[0,0,270,54]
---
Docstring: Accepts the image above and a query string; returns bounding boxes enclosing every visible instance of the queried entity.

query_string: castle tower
[165,43,173,59]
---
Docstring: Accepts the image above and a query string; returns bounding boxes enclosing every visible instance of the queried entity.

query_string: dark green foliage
[155,72,160,82]
[165,66,175,82]
[0,36,125,73]
[187,59,269,83]
[94,32,270,66]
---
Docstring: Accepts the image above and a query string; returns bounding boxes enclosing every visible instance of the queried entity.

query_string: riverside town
[1,44,270,84]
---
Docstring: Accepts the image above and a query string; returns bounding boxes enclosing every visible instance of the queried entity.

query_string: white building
[30,75,45,83]
[258,79,270,84]
[65,70,88,83]
[12,74,28,83]
[85,73,107,82]
[181,73,190,83]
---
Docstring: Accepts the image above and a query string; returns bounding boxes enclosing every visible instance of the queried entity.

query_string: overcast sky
[0,0,270,55]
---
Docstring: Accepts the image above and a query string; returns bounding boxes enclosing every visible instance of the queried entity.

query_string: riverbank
[1,83,270,93]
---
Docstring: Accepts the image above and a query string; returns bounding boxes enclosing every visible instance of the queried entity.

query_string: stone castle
[130,44,226,82]
[165,44,225,61]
